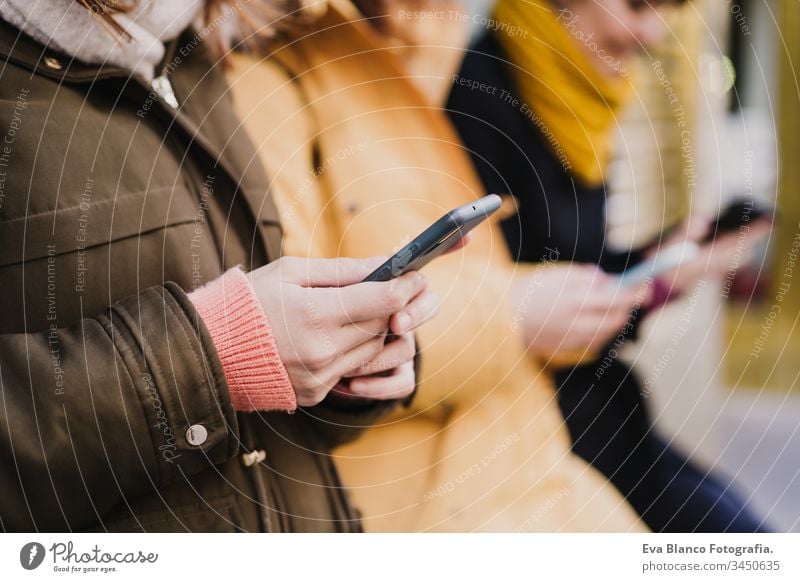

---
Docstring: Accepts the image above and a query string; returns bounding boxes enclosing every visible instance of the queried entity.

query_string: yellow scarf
[493,0,632,186]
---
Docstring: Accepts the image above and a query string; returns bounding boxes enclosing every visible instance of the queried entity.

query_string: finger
[335,317,392,351]
[582,286,639,312]
[686,215,713,242]
[390,290,440,334]
[750,216,773,230]
[576,268,618,295]
[349,362,416,400]
[556,326,594,352]
[327,335,387,381]
[579,318,624,350]
[344,334,416,377]
[618,285,647,307]
[607,308,635,332]
[606,294,640,324]
[322,271,428,324]
[605,274,647,300]
[280,256,387,287]
[710,230,745,248]
[576,299,632,333]
[714,220,771,248]
[560,263,606,285]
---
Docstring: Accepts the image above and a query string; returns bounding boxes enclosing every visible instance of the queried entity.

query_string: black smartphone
[702,198,773,243]
[362,194,502,282]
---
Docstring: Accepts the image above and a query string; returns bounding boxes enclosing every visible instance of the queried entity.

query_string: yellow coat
[226,1,646,532]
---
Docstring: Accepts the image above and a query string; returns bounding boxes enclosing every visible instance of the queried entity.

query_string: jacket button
[185,424,208,446]
[44,56,63,71]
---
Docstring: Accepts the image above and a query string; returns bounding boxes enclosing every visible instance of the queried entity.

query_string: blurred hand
[250,257,438,406]
[656,216,771,296]
[515,263,646,359]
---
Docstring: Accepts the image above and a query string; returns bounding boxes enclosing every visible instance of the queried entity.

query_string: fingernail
[396,312,412,332]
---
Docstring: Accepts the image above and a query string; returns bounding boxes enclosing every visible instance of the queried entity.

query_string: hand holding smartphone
[619,241,700,288]
[362,194,502,282]
[701,198,774,244]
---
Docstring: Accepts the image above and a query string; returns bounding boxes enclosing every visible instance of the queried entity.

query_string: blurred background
[462,0,800,531]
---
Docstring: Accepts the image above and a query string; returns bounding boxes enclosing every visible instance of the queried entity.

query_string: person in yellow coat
[225,0,647,532]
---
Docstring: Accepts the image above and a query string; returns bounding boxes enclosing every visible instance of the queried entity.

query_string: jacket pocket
[0,185,219,332]
[0,185,198,268]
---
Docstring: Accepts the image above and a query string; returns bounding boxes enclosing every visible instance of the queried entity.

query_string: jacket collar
[0,18,128,83]
[0,17,281,263]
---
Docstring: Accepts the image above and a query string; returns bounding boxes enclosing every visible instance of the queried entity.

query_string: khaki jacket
[0,17,396,532]
[227,1,646,532]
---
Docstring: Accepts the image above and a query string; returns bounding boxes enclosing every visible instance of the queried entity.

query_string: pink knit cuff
[188,267,296,413]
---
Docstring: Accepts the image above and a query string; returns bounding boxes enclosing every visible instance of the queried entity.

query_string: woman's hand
[656,216,771,296]
[333,332,419,401]
[249,257,438,406]
[515,263,645,360]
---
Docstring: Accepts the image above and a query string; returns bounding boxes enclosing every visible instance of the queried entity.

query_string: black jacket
[447,33,641,272]
[445,34,768,533]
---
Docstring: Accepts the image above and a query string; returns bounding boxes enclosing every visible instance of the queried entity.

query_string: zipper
[239,416,276,533]
[129,41,274,265]
[305,428,362,532]
[325,454,363,532]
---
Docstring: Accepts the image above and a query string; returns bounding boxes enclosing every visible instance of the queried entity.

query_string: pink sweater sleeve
[188,267,296,413]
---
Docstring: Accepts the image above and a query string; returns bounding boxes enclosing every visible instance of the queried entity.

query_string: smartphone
[702,198,773,243]
[362,194,502,282]
[619,241,700,288]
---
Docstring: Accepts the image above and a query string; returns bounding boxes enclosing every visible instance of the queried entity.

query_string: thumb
[281,256,387,287]
[685,215,713,243]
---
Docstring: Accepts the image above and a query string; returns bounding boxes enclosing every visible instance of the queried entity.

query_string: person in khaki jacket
[0,0,443,532]
[227,0,648,532]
